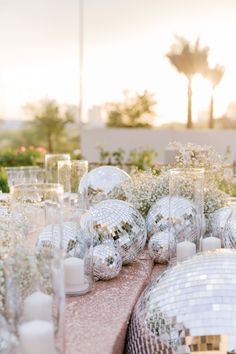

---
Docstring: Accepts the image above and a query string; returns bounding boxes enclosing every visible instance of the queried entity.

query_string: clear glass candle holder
[63,208,93,296]
[58,160,71,193]
[9,183,65,354]
[71,160,88,193]
[168,168,204,263]
[45,154,70,183]
[6,167,45,189]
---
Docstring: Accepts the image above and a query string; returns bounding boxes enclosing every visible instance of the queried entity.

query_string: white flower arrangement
[109,143,228,217]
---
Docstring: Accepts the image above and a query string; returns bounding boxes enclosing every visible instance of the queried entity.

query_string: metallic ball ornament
[82,199,147,264]
[146,196,200,241]
[127,249,236,354]
[79,166,130,204]
[36,221,88,257]
[148,231,174,264]
[208,207,234,240]
[93,244,122,280]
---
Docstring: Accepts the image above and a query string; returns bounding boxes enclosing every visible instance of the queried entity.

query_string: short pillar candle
[19,320,55,354]
[202,236,221,252]
[23,291,53,322]
[177,241,196,262]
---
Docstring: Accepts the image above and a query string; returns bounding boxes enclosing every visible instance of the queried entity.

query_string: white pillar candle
[202,236,221,252]
[23,291,52,322]
[64,257,84,287]
[19,320,55,354]
[177,241,196,262]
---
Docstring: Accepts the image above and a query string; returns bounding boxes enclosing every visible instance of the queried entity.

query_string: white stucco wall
[80,128,236,163]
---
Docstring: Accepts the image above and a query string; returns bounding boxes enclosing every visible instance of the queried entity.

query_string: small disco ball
[81,199,147,264]
[36,221,88,257]
[93,243,122,281]
[127,249,236,354]
[208,206,234,239]
[79,166,130,204]
[148,230,174,264]
[146,196,200,242]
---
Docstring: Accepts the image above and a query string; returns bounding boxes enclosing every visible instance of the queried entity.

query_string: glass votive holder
[9,183,65,353]
[45,154,70,183]
[6,167,45,189]
[168,168,205,263]
[63,209,93,296]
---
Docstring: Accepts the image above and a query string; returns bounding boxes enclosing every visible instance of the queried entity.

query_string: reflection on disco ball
[93,244,122,280]
[146,196,200,242]
[36,221,88,257]
[208,207,234,240]
[81,200,147,264]
[79,166,130,204]
[127,249,236,354]
[148,231,174,264]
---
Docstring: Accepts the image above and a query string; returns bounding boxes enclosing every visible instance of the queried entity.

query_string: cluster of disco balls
[146,196,200,264]
[126,249,236,354]
[81,199,147,280]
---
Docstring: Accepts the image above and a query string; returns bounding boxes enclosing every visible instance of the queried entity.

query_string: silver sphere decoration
[93,244,122,280]
[36,221,88,257]
[82,199,147,264]
[148,231,174,264]
[79,166,130,204]
[208,206,235,240]
[146,196,200,241]
[127,249,236,354]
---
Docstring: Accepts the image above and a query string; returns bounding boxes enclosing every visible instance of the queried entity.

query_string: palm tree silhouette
[205,65,225,129]
[166,37,209,129]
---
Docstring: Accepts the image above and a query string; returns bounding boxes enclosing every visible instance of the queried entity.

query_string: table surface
[65,251,165,354]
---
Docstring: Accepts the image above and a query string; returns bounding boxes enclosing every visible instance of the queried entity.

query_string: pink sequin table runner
[65,251,154,354]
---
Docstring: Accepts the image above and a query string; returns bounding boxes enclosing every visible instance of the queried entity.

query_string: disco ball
[221,208,236,249]
[79,166,130,204]
[81,199,147,264]
[93,243,122,280]
[146,196,200,242]
[148,231,174,264]
[208,207,234,239]
[36,221,88,257]
[127,249,236,354]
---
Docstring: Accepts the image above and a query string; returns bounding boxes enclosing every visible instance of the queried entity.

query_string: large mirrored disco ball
[81,200,147,264]
[79,166,130,204]
[148,230,175,264]
[93,243,122,281]
[146,196,200,241]
[127,249,236,354]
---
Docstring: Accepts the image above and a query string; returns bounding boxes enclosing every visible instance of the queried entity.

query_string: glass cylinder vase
[63,208,93,296]
[45,154,70,183]
[168,168,204,263]
[9,183,65,354]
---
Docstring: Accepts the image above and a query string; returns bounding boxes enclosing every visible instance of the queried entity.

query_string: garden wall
[80,128,236,163]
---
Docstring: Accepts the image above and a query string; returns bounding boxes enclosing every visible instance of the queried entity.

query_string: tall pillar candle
[19,320,55,354]
[23,291,53,322]
[177,241,196,262]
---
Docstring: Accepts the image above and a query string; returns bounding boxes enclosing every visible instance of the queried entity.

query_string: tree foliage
[24,99,75,152]
[106,91,156,128]
[166,36,209,129]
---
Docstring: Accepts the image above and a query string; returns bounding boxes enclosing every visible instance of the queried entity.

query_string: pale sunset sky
[0,0,236,124]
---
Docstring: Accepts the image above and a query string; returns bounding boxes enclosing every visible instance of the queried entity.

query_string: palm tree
[205,65,225,129]
[166,37,209,129]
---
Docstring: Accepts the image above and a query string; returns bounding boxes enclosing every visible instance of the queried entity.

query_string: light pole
[79,0,84,127]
